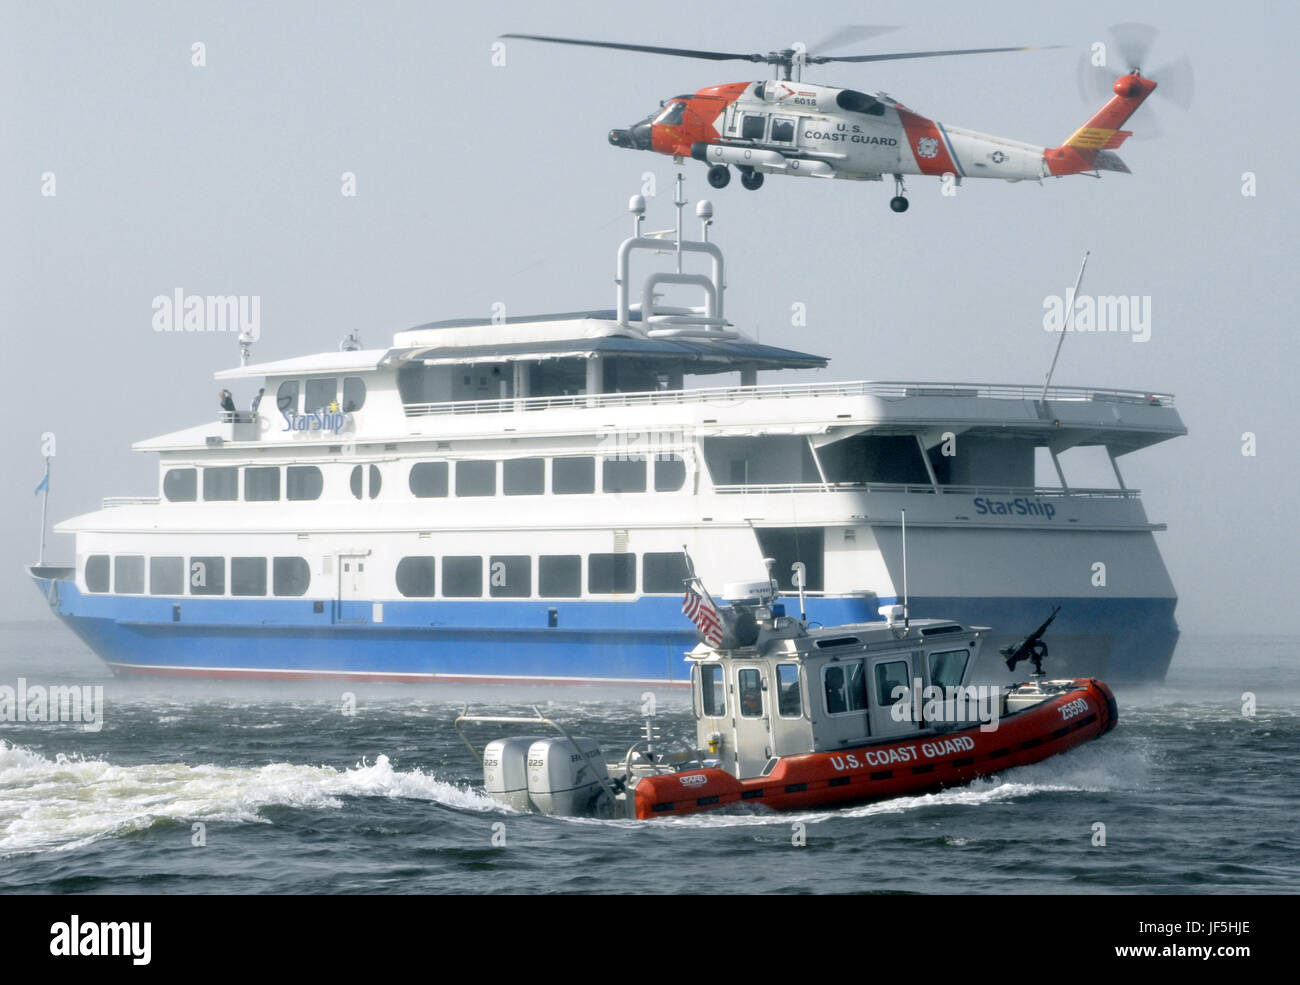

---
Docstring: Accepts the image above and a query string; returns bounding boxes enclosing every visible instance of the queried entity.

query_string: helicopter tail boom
[1045,71,1156,175]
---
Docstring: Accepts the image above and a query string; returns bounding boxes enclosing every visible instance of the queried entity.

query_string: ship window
[654,455,686,492]
[163,468,197,502]
[276,380,299,416]
[553,456,595,494]
[754,527,823,591]
[455,460,496,497]
[741,114,766,140]
[699,664,725,717]
[442,556,483,597]
[489,556,531,598]
[305,378,336,413]
[150,556,184,595]
[203,467,238,502]
[85,555,110,593]
[273,557,311,597]
[602,457,646,493]
[189,556,226,596]
[231,557,267,596]
[286,466,323,501]
[368,464,381,499]
[349,466,361,498]
[244,466,280,502]
[823,660,868,715]
[503,458,544,496]
[771,117,795,142]
[538,555,581,597]
[114,555,145,594]
[929,649,969,689]
[396,556,437,598]
[738,668,763,719]
[349,464,383,499]
[588,553,635,594]
[642,552,690,594]
[776,664,802,717]
[342,376,366,412]
[409,461,449,498]
[874,660,912,707]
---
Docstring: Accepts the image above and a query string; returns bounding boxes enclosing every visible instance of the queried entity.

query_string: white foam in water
[0,740,504,857]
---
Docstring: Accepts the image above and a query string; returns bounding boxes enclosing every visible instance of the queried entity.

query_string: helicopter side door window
[770,117,796,143]
[741,114,766,141]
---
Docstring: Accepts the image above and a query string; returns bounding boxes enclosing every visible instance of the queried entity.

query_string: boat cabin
[689,614,987,778]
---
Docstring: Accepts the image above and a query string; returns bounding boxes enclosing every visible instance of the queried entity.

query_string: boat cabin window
[553,456,595,494]
[85,555,110,593]
[642,552,690,594]
[456,460,496,497]
[244,466,280,502]
[738,668,763,718]
[272,557,311,597]
[823,661,868,715]
[741,114,766,140]
[654,455,686,492]
[776,663,802,717]
[276,380,299,416]
[699,664,726,717]
[929,649,970,689]
[231,557,268,596]
[503,458,544,496]
[189,557,226,596]
[489,556,531,598]
[602,457,646,493]
[305,378,336,413]
[442,556,483,598]
[163,468,197,502]
[655,101,687,126]
[538,555,581,597]
[203,467,238,502]
[350,464,382,499]
[874,660,912,706]
[114,555,145,595]
[396,556,437,597]
[286,466,323,501]
[409,461,449,498]
[588,553,635,594]
[771,117,795,142]
[342,376,366,412]
[145,556,180,594]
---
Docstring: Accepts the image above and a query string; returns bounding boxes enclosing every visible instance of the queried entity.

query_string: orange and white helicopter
[503,27,1187,212]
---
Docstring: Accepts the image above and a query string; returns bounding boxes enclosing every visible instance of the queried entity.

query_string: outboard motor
[525,736,613,816]
[483,735,548,812]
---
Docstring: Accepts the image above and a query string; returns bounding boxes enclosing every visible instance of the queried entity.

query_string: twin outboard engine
[483,735,613,817]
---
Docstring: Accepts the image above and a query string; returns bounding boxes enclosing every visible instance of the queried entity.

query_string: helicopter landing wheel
[889,195,909,213]
[740,168,764,191]
[707,164,731,189]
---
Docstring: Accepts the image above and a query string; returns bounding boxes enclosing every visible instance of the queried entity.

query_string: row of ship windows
[161,455,688,503]
[82,551,691,599]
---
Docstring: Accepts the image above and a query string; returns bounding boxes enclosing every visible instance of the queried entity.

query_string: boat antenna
[36,455,51,565]
[674,172,686,273]
[901,508,909,630]
[1041,251,1090,401]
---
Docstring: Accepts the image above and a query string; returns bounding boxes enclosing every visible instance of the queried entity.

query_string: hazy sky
[3,0,1297,633]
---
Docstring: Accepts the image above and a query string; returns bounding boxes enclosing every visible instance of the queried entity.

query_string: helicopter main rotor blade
[811,44,1063,64]
[806,25,899,57]
[500,33,765,62]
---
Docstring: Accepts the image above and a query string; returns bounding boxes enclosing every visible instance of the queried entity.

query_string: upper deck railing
[402,380,1175,419]
[713,482,1141,499]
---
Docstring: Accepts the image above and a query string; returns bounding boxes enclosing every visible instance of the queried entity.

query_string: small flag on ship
[34,466,50,496]
[682,584,724,647]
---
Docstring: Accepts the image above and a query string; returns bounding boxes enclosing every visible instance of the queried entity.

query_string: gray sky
[3,0,1297,632]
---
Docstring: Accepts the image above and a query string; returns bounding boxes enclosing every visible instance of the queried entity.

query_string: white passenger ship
[30,190,1186,685]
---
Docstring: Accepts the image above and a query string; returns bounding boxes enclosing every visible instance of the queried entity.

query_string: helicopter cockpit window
[835,89,885,116]
[771,117,795,143]
[655,101,687,126]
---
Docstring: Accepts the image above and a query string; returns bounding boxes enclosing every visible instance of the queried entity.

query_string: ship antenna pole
[1041,251,1090,402]
[674,172,686,274]
[38,456,51,565]
[901,508,908,630]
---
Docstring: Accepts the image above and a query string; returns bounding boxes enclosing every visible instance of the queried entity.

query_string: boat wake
[0,739,504,857]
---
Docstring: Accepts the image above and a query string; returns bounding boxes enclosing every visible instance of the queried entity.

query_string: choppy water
[1,620,1297,894]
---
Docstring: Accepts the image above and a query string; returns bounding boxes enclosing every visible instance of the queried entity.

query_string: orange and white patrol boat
[458,580,1118,821]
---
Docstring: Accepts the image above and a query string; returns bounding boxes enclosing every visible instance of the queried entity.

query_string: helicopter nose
[608,128,634,148]
[609,121,652,150]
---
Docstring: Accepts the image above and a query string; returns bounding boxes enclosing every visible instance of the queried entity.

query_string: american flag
[682,585,725,647]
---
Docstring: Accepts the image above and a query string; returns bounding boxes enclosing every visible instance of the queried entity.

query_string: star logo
[991,150,1007,164]
[328,401,341,412]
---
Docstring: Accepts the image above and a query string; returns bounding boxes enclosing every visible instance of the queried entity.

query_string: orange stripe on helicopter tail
[1047,74,1155,175]
[897,109,959,176]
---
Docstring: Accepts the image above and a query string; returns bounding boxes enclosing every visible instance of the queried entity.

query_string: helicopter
[502,28,1184,212]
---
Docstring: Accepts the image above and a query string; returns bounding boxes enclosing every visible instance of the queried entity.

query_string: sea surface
[1,620,1297,894]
